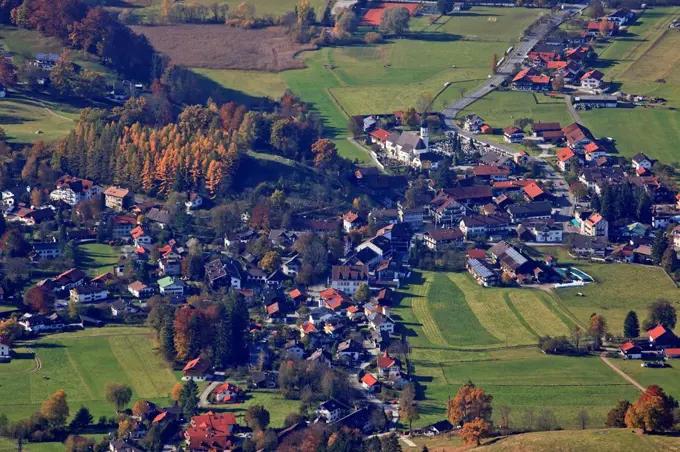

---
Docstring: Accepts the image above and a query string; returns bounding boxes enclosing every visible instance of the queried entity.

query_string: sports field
[393,271,638,428]
[0,327,178,421]
[535,247,679,333]
[456,90,573,129]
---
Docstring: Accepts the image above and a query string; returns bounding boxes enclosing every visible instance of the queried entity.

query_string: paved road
[600,352,645,392]
[564,94,583,125]
[442,9,577,124]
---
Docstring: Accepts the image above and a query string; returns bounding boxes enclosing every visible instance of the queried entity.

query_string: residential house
[664,348,680,360]
[368,209,400,228]
[463,114,484,133]
[503,126,525,143]
[35,53,59,69]
[587,20,617,36]
[583,142,606,162]
[507,201,553,223]
[337,339,363,363]
[423,228,463,251]
[512,67,550,91]
[18,313,66,332]
[185,193,203,212]
[466,258,499,287]
[459,213,512,239]
[315,400,347,423]
[368,313,395,334]
[128,281,153,298]
[282,254,301,277]
[570,235,608,257]
[158,257,181,276]
[556,148,577,172]
[377,351,401,380]
[489,241,538,280]
[214,383,242,404]
[563,122,595,151]
[283,340,305,359]
[109,440,142,452]
[70,285,108,303]
[369,128,391,149]
[517,220,563,243]
[331,265,369,295]
[582,212,608,237]
[632,153,652,172]
[184,412,238,451]
[146,208,171,228]
[0,337,11,361]
[442,185,494,206]
[398,205,424,231]
[32,242,62,259]
[361,373,379,392]
[307,349,333,368]
[50,176,101,206]
[429,193,466,227]
[130,226,152,245]
[580,70,607,91]
[342,211,362,233]
[531,122,562,139]
[52,268,87,292]
[523,183,548,202]
[104,186,131,211]
[470,166,510,182]
[158,276,185,295]
[478,151,516,170]
[112,215,137,239]
[606,8,635,25]
[205,259,242,290]
[182,357,212,381]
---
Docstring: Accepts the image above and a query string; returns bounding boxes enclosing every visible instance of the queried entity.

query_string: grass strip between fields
[503,293,538,338]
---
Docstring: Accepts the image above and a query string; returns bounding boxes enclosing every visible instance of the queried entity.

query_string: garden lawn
[76,243,121,277]
[210,390,298,428]
[0,94,78,145]
[580,108,680,165]
[457,90,572,129]
[538,247,679,334]
[0,327,177,421]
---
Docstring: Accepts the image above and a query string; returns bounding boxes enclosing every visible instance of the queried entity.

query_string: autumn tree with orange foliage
[310,138,338,169]
[447,381,493,426]
[624,385,677,432]
[132,400,150,417]
[460,417,491,446]
[23,285,54,313]
[171,383,183,402]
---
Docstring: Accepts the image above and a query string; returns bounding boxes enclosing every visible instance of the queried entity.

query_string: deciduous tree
[460,417,490,446]
[40,389,69,428]
[625,385,677,432]
[605,400,630,428]
[447,382,493,425]
[105,383,132,412]
[646,299,676,330]
[245,404,270,432]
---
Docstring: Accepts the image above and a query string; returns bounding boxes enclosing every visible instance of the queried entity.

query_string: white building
[70,285,108,303]
[50,176,101,206]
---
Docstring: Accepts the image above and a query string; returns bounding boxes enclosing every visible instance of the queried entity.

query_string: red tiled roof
[493,179,536,189]
[370,128,391,141]
[513,68,531,82]
[584,142,601,154]
[467,249,486,259]
[665,348,680,356]
[480,124,492,133]
[648,324,667,340]
[636,167,648,176]
[620,341,636,352]
[347,305,359,313]
[556,148,575,162]
[581,69,604,81]
[377,351,396,369]
[547,61,568,69]
[289,288,303,299]
[586,213,603,226]
[130,225,146,239]
[503,126,522,135]
[588,21,615,31]
[472,166,510,176]
[152,411,169,423]
[361,373,378,387]
[343,211,359,223]
[301,321,317,334]
[523,183,545,199]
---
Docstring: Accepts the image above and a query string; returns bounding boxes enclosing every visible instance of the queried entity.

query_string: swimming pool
[554,267,594,283]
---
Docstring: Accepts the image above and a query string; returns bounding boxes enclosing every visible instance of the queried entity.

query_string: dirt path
[199,380,220,408]
[564,95,583,125]
[600,352,645,392]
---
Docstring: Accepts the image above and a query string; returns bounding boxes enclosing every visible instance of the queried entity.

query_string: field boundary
[64,348,96,399]
[503,293,539,337]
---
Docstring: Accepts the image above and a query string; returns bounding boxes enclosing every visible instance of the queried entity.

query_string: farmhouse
[470,166,510,182]
[587,20,617,36]
[647,324,678,349]
[32,242,62,259]
[619,341,642,359]
[606,8,635,25]
[184,412,237,451]
[369,128,391,149]
[429,193,466,227]
[531,122,562,138]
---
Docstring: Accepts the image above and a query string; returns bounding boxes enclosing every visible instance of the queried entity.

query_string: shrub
[364,32,384,44]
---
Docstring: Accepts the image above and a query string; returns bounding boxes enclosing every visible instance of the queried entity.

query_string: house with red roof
[580,70,607,91]
[300,321,318,338]
[319,288,352,313]
[376,351,401,380]
[503,126,525,144]
[523,183,548,202]
[130,225,152,245]
[582,212,608,237]
[214,383,243,404]
[361,373,379,392]
[182,357,212,381]
[664,348,680,360]
[587,20,617,37]
[184,412,238,451]
[556,148,577,172]
[342,210,363,233]
[583,142,606,161]
[512,67,551,92]
[369,128,391,149]
[647,324,678,348]
[619,341,642,359]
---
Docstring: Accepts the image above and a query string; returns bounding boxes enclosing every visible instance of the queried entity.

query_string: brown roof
[104,186,130,198]
[332,265,369,282]
[426,228,463,241]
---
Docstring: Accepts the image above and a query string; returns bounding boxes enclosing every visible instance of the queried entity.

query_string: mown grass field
[191,68,289,104]
[393,271,637,428]
[612,358,680,404]
[0,94,78,145]
[76,243,121,277]
[580,108,680,164]
[536,247,679,333]
[457,91,573,128]
[210,390,297,428]
[0,327,177,421]
[578,7,680,165]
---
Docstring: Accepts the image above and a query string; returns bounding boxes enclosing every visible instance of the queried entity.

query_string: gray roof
[387,131,426,152]
[467,258,495,279]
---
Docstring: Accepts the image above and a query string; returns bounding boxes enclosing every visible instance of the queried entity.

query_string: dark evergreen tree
[179,380,199,418]
[213,303,232,368]
[623,311,640,339]
[160,322,176,362]
[651,229,668,265]
[69,407,93,431]
[227,292,249,365]
[187,314,203,360]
